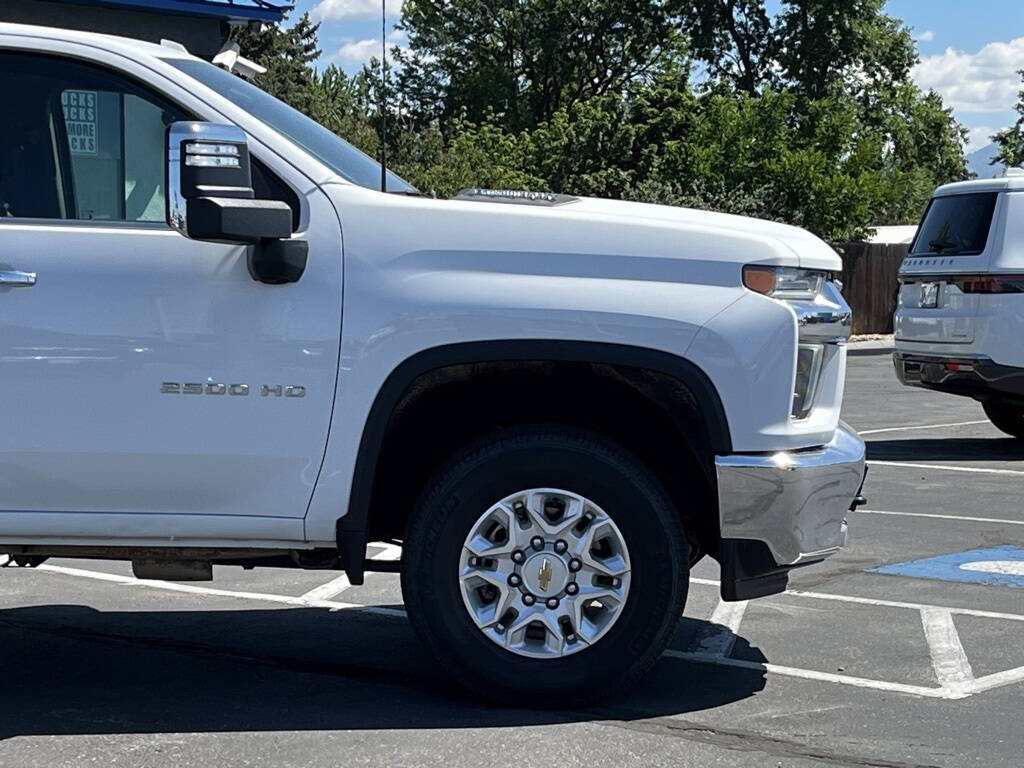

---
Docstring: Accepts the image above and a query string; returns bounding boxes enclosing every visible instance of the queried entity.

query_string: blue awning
[50,0,291,23]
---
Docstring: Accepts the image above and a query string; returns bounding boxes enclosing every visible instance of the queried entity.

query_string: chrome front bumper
[715,423,866,567]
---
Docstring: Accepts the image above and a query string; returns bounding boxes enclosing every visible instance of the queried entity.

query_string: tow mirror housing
[167,121,306,283]
[186,197,291,243]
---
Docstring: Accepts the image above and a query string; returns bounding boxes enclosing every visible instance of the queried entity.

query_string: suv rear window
[910,192,998,257]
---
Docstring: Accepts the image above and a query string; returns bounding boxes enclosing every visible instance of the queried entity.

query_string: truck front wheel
[401,425,689,705]
[983,400,1024,439]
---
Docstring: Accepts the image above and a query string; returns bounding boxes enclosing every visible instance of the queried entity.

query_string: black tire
[983,401,1024,439]
[401,425,689,706]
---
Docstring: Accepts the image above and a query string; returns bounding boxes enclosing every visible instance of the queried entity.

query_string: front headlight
[743,264,837,420]
[743,266,828,300]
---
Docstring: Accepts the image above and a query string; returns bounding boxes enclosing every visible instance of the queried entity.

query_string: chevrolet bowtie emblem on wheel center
[537,558,553,592]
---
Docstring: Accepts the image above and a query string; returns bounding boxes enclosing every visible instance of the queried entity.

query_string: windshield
[164,58,417,194]
[910,192,998,257]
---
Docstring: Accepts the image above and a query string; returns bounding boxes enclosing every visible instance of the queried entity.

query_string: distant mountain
[967,143,1006,179]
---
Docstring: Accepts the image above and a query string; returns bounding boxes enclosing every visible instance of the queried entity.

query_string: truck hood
[569,198,839,270]
[555,196,840,271]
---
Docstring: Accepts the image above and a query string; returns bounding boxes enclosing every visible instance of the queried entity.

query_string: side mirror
[167,122,306,284]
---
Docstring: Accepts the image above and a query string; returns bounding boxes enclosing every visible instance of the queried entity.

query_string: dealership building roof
[2,0,291,57]
[49,0,290,23]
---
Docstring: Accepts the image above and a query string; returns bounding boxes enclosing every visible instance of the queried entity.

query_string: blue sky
[290,0,1024,151]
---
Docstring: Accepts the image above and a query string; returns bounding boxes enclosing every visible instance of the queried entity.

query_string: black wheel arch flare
[336,340,732,583]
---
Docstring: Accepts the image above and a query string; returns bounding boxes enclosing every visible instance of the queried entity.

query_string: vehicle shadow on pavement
[0,606,765,737]
[866,437,1024,463]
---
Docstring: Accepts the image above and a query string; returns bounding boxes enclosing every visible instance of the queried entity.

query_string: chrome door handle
[0,270,36,287]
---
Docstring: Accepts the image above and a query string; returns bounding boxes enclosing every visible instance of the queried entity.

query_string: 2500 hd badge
[160,382,307,397]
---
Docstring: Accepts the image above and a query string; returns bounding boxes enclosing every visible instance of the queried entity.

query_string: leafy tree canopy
[235,3,968,244]
[398,0,688,131]
[994,70,1024,169]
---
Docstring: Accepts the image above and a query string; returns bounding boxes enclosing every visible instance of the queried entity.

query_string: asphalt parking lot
[2,351,1023,768]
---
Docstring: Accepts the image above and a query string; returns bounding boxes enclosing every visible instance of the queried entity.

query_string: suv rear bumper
[893,352,1024,402]
[714,423,865,600]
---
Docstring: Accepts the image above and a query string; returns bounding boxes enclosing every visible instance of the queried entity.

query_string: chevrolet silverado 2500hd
[0,23,865,702]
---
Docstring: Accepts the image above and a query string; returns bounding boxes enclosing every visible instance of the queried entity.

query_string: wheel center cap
[522,552,569,596]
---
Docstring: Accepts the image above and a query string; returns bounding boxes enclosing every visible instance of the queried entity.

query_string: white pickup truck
[0,23,865,703]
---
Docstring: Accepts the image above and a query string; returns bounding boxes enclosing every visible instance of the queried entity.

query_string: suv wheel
[983,400,1024,439]
[401,426,689,705]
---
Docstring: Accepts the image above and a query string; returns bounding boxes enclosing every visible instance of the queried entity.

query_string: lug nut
[568,558,582,572]
[530,536,545,551]
[566,582,579,595]
[507,573,521,587]
[523,594,536,606]
[554,539,568,554]
[511,549,525,564]
[546,597,559,609]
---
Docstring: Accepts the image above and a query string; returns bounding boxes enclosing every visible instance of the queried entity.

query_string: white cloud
[915,30,935,43]
[336,38,381,62]
[966,125,999,152]
[311,0,402,21]
[913,36,1024,113]
[333,29,407,64]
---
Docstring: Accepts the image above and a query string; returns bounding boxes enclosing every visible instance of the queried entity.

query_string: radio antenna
[379,0,387,193]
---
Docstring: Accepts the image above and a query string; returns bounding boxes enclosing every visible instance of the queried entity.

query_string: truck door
[0,52,342,533]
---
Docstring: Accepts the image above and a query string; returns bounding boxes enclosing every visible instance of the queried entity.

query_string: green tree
[399,0,688,131]
[234,15,384,161]
[231,12,321,115]
[682,0,916,98]
[227,3,966,244]
[394,118,544,197]
[681,0,775,94]
[774,0,916,100]
[871,84,968,223]
[994,70,1024,168]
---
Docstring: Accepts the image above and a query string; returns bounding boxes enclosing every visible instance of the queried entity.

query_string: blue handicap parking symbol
[872,546,1024,589]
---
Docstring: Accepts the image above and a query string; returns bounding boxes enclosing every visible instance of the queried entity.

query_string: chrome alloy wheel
[458,488,631,658]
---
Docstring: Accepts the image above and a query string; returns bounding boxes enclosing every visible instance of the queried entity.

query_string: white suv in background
[895,174,1024,437]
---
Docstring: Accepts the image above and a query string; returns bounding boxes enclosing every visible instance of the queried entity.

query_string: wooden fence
[838,242,908,335]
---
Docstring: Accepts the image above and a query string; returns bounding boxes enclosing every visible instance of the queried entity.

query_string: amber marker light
[742,265,777,295]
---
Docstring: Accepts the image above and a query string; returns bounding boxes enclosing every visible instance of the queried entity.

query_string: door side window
[60,90,175,221]
[0,52,187,223]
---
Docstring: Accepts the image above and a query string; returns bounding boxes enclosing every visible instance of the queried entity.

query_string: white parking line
[299,543,402,601]
[690,576,1024,623]
[969,665,1024,695]
[869,460,1024,477]
[858,420,988,436]
[664,650,962,699]
[683,579,1024,700]
[853,508,1024,527]
[920,608,974,695]
[31,561,1024,701]
[695,599,748,657]
[37,563,407,618]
